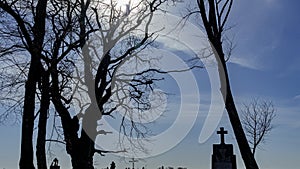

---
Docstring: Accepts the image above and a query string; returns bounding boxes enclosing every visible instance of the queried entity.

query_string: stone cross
[129,158,138,169]
[217,127,228,144]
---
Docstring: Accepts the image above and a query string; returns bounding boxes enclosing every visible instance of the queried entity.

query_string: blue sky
[1,0,300,169]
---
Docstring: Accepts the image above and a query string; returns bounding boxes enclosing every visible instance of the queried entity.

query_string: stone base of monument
[212,144,237,169]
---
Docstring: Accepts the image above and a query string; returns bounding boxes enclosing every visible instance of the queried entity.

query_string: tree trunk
[196,0,259,168]
[225,91,258,169]
[70,133,95,169]
[71,104,98,169]
[19,59,39,169]
[20,0,48,168]
[212,39,259,169]
[51,64,96,169]
[36,71,50,169]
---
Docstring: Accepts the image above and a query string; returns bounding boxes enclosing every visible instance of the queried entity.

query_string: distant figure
[50,158,60,169]
[110,161,116,169]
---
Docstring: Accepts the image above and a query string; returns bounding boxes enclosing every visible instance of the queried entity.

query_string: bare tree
[0,1,180,169]
[192,0,259,168]
[0,1,88,169]
[49,1,173,169]
[241,99,276,156]
[35,70,50,169]
[0,1,48,169]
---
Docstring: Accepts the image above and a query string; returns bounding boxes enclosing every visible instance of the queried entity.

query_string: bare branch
[241,98,276,155]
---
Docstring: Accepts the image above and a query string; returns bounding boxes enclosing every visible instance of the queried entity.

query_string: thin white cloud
[294,95,300,100]
[229,56,263,70]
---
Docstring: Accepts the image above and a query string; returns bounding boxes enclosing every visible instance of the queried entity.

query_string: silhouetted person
[110,161,116,169]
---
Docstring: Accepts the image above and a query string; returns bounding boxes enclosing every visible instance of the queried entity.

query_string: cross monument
[217,127,228,144]
[129,158,138,169]
[211,127,237,169]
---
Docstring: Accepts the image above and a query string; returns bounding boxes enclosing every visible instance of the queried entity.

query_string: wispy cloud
[229,56,263,70]
[294,95,300,100]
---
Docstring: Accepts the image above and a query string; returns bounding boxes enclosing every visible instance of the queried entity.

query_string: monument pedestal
[211,127,237,169]
[212,144,237,169]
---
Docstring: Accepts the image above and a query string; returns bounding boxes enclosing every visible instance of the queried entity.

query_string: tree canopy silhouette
[1,0,176,169]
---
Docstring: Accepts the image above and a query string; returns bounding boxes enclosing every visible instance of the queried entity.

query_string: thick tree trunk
[52,114,96,169]
[19,60,39,169]
[20,0,48,168]
[71,104,98,169]
[225,91,258,169]
[70,133,95,169]
[196,0,259,168]
[36,71,50,169]
[71,0,97,166]
[51,64,96,169]
[212,40,259,169]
